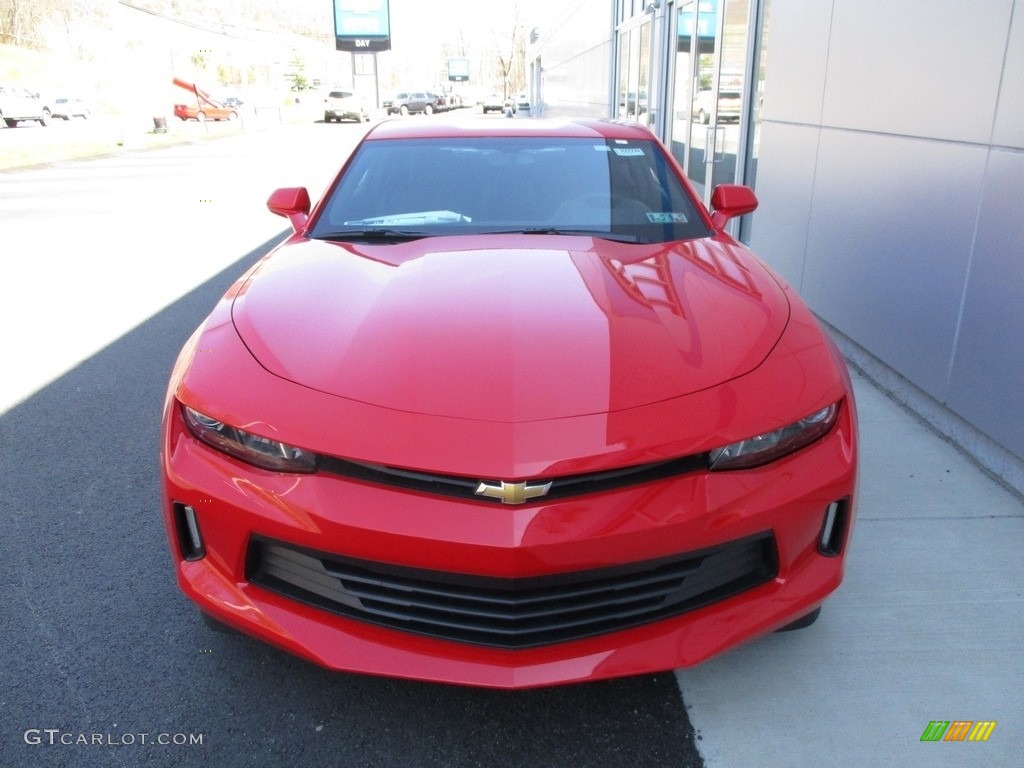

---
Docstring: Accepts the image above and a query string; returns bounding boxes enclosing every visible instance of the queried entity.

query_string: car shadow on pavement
[0,235,704,768]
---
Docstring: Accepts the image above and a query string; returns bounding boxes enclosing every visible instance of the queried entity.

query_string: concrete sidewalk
[677,368,1023,767]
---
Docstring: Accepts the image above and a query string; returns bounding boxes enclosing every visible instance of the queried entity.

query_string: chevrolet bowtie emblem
[475,480,553,505]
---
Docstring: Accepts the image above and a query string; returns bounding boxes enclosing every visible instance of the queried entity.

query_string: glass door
[666,2,697,180]
[666,0,751,205]
[617,20,652,123]
[685,0,723,200]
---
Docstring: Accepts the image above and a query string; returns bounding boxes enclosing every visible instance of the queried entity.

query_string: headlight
[708,402,839,471]
[181,405,317,473]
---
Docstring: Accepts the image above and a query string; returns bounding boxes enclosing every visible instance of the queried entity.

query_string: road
[0,121,703,768]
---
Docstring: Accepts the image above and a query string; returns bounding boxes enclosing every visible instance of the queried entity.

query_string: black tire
[775,607,821,632]
[424,104,433,116]
[400,105,409,116]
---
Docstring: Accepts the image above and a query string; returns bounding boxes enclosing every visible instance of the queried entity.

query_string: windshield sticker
[647,212,689,223]
[594,145,612,151]
[613,147,645,157]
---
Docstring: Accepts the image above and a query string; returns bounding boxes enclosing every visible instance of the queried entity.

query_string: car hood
[231,236,789,423]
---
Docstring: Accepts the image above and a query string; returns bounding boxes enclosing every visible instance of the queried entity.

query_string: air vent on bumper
[247,533,778,648]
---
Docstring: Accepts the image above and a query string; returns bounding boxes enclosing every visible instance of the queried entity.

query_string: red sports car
[161,118,857,689]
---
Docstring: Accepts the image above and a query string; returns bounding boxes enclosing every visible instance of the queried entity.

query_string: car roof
[363,117,657,142]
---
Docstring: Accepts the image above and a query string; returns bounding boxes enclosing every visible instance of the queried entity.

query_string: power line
[117,0,332,44]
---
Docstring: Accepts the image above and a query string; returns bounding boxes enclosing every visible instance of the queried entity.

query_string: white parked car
[52,97,91,120]
[323,90,370,123]
[481,94,505,113]
[0,84,52,127]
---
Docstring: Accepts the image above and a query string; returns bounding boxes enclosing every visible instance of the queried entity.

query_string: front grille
[317,453,708,504]
[248,533,778,648]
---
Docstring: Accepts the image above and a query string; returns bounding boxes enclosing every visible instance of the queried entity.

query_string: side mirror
[709,184,758,230]
[266,187,311,233]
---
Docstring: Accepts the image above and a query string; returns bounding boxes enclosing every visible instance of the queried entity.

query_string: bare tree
[1,0,44,47]
[492,4,526,99]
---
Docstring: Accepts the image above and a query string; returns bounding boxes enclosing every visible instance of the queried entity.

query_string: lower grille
[248,533,777,649]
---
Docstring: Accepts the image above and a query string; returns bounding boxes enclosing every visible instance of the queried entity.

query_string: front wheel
[424,104,433,115]
[39,109,51,127]
[227,111,238,121]
[400,105,409,116]
[196,111,206,122]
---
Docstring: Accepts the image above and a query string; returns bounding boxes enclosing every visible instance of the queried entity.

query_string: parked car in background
[174,99,238,122]
[51,97,91,120]
[323,90,369,123]
[481,93,505,113]
[693,89,742,124]
[618,91,648,118]
[0,84,52,127]
[223,96,244,109]
[383,91,439,116]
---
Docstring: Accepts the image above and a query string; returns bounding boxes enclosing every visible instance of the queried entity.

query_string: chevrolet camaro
[161,118,858,689]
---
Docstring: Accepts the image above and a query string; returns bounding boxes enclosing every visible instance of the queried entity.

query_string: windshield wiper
[484,228,644,244]
[313,229,431,243]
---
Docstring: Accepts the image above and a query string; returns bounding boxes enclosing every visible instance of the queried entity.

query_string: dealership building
[528,0,1024,494]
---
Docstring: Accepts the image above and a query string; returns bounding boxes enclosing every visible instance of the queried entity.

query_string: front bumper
[162,398,857,688]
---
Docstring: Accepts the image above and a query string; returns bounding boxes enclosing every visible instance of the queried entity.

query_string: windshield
[308,136,711,244]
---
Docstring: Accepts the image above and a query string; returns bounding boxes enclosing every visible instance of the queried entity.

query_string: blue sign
[448,58,470,82]
[334,0,391,52]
